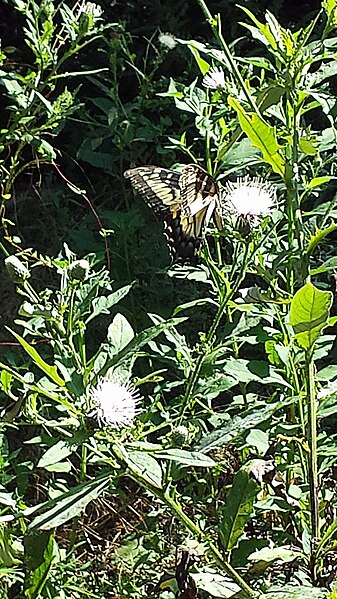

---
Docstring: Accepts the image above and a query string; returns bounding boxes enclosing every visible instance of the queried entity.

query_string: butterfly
[124,163,223,261]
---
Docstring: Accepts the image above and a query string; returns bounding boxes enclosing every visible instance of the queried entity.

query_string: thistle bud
[171,425,190,447]
[5,256,30,284]
[68,259,90,282]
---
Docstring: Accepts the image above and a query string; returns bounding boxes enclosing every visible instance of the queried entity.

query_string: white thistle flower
[222,176,276,218]
[202,67,226,90]
[158,32,177,50]
[88,375,142,428]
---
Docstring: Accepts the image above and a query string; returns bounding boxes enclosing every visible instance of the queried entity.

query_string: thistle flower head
[222,176,276,219]
[5,255,30,284]
[88,375,142,429]
[158,32,177,50]
[202,67,226,90]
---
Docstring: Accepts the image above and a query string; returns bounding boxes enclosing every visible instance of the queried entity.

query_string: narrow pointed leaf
[6,328,65,387]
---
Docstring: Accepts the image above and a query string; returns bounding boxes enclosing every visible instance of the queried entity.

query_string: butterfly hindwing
[124,164,222,260]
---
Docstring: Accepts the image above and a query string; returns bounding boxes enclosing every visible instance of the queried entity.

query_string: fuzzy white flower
[202,67,226,90]
[88,375,142,428]
[158,32,177,50]
[222,176,276,218]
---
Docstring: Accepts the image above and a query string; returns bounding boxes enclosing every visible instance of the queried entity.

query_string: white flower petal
[202,67,226,90]
[222,176,276,218]
[88,375,142,429]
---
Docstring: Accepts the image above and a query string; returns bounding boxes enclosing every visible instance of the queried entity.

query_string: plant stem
[306,348,318,579]
[163,490,256,597]
[195,0,261,117]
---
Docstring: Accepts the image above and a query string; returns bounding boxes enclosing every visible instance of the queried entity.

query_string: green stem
[196,0,261,118]
[306,348,318,579]
[163,490,256,597]
[178,242,251,423]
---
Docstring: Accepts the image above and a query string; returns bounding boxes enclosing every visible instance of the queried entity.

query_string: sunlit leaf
[289,283,332,349]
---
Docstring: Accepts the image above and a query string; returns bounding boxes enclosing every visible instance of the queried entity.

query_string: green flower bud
[5,255,30,284]
[68,259,90,282]
[171,425,190,447]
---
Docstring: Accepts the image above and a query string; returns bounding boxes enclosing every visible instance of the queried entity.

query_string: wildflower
[88,375,142,428]
[158,32,177,50]
[68,259,90,282]
[5,255,30,284]
[202,67,226,90]
[222,176,276,219]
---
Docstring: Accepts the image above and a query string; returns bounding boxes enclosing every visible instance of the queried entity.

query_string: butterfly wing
[124,164,222,261]
[124,166,181,214]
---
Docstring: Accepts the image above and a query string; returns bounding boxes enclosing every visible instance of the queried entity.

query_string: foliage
[1,1,337,598]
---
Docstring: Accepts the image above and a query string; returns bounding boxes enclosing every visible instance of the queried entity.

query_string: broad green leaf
[96,317,186,377]
[114,445,162,489]
[6,328,65,387]
[220,463,260,551]
[38,439,79,468]
[289,283,332,349]
[248,545,303,564]
[258,586,326,598]
[107,313,134,355]
[191,571,240,598]
[155,449,216,468]
[28,476,110,530]
[228,96,285,176]
[86,284,132,324]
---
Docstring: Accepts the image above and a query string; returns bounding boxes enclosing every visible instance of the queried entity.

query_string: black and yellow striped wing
[124,164,222,260]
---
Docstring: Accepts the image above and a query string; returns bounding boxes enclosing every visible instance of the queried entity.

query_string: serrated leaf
[289,283,332,349]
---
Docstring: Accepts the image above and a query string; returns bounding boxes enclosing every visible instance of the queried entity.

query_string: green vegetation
[1,0,337,597]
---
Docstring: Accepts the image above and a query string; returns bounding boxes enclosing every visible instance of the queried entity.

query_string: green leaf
[28,476,110,530]
[191,571,240,598]
[24,532,54,599]
[155,449,216,468]
[187,42,210,75]
[96,317,186,377]
[196,397,297,453]
[114,445,162,489]
[86,284,132,324]
[6,328,65,387]
[306,223,337,258]
[228,96,285,176]
[289,283,332,350]
[220,463,260,551]
[37,437,83,468]
[248,545,303,564]
[107,313,134,355]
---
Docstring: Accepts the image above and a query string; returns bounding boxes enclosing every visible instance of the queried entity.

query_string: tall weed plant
[1,1,337,598]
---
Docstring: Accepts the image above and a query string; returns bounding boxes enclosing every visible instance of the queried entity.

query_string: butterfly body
[124,164,222,261]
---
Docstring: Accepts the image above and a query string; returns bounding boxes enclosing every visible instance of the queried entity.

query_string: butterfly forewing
[124,167,181,214]
[124,163,222,261]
